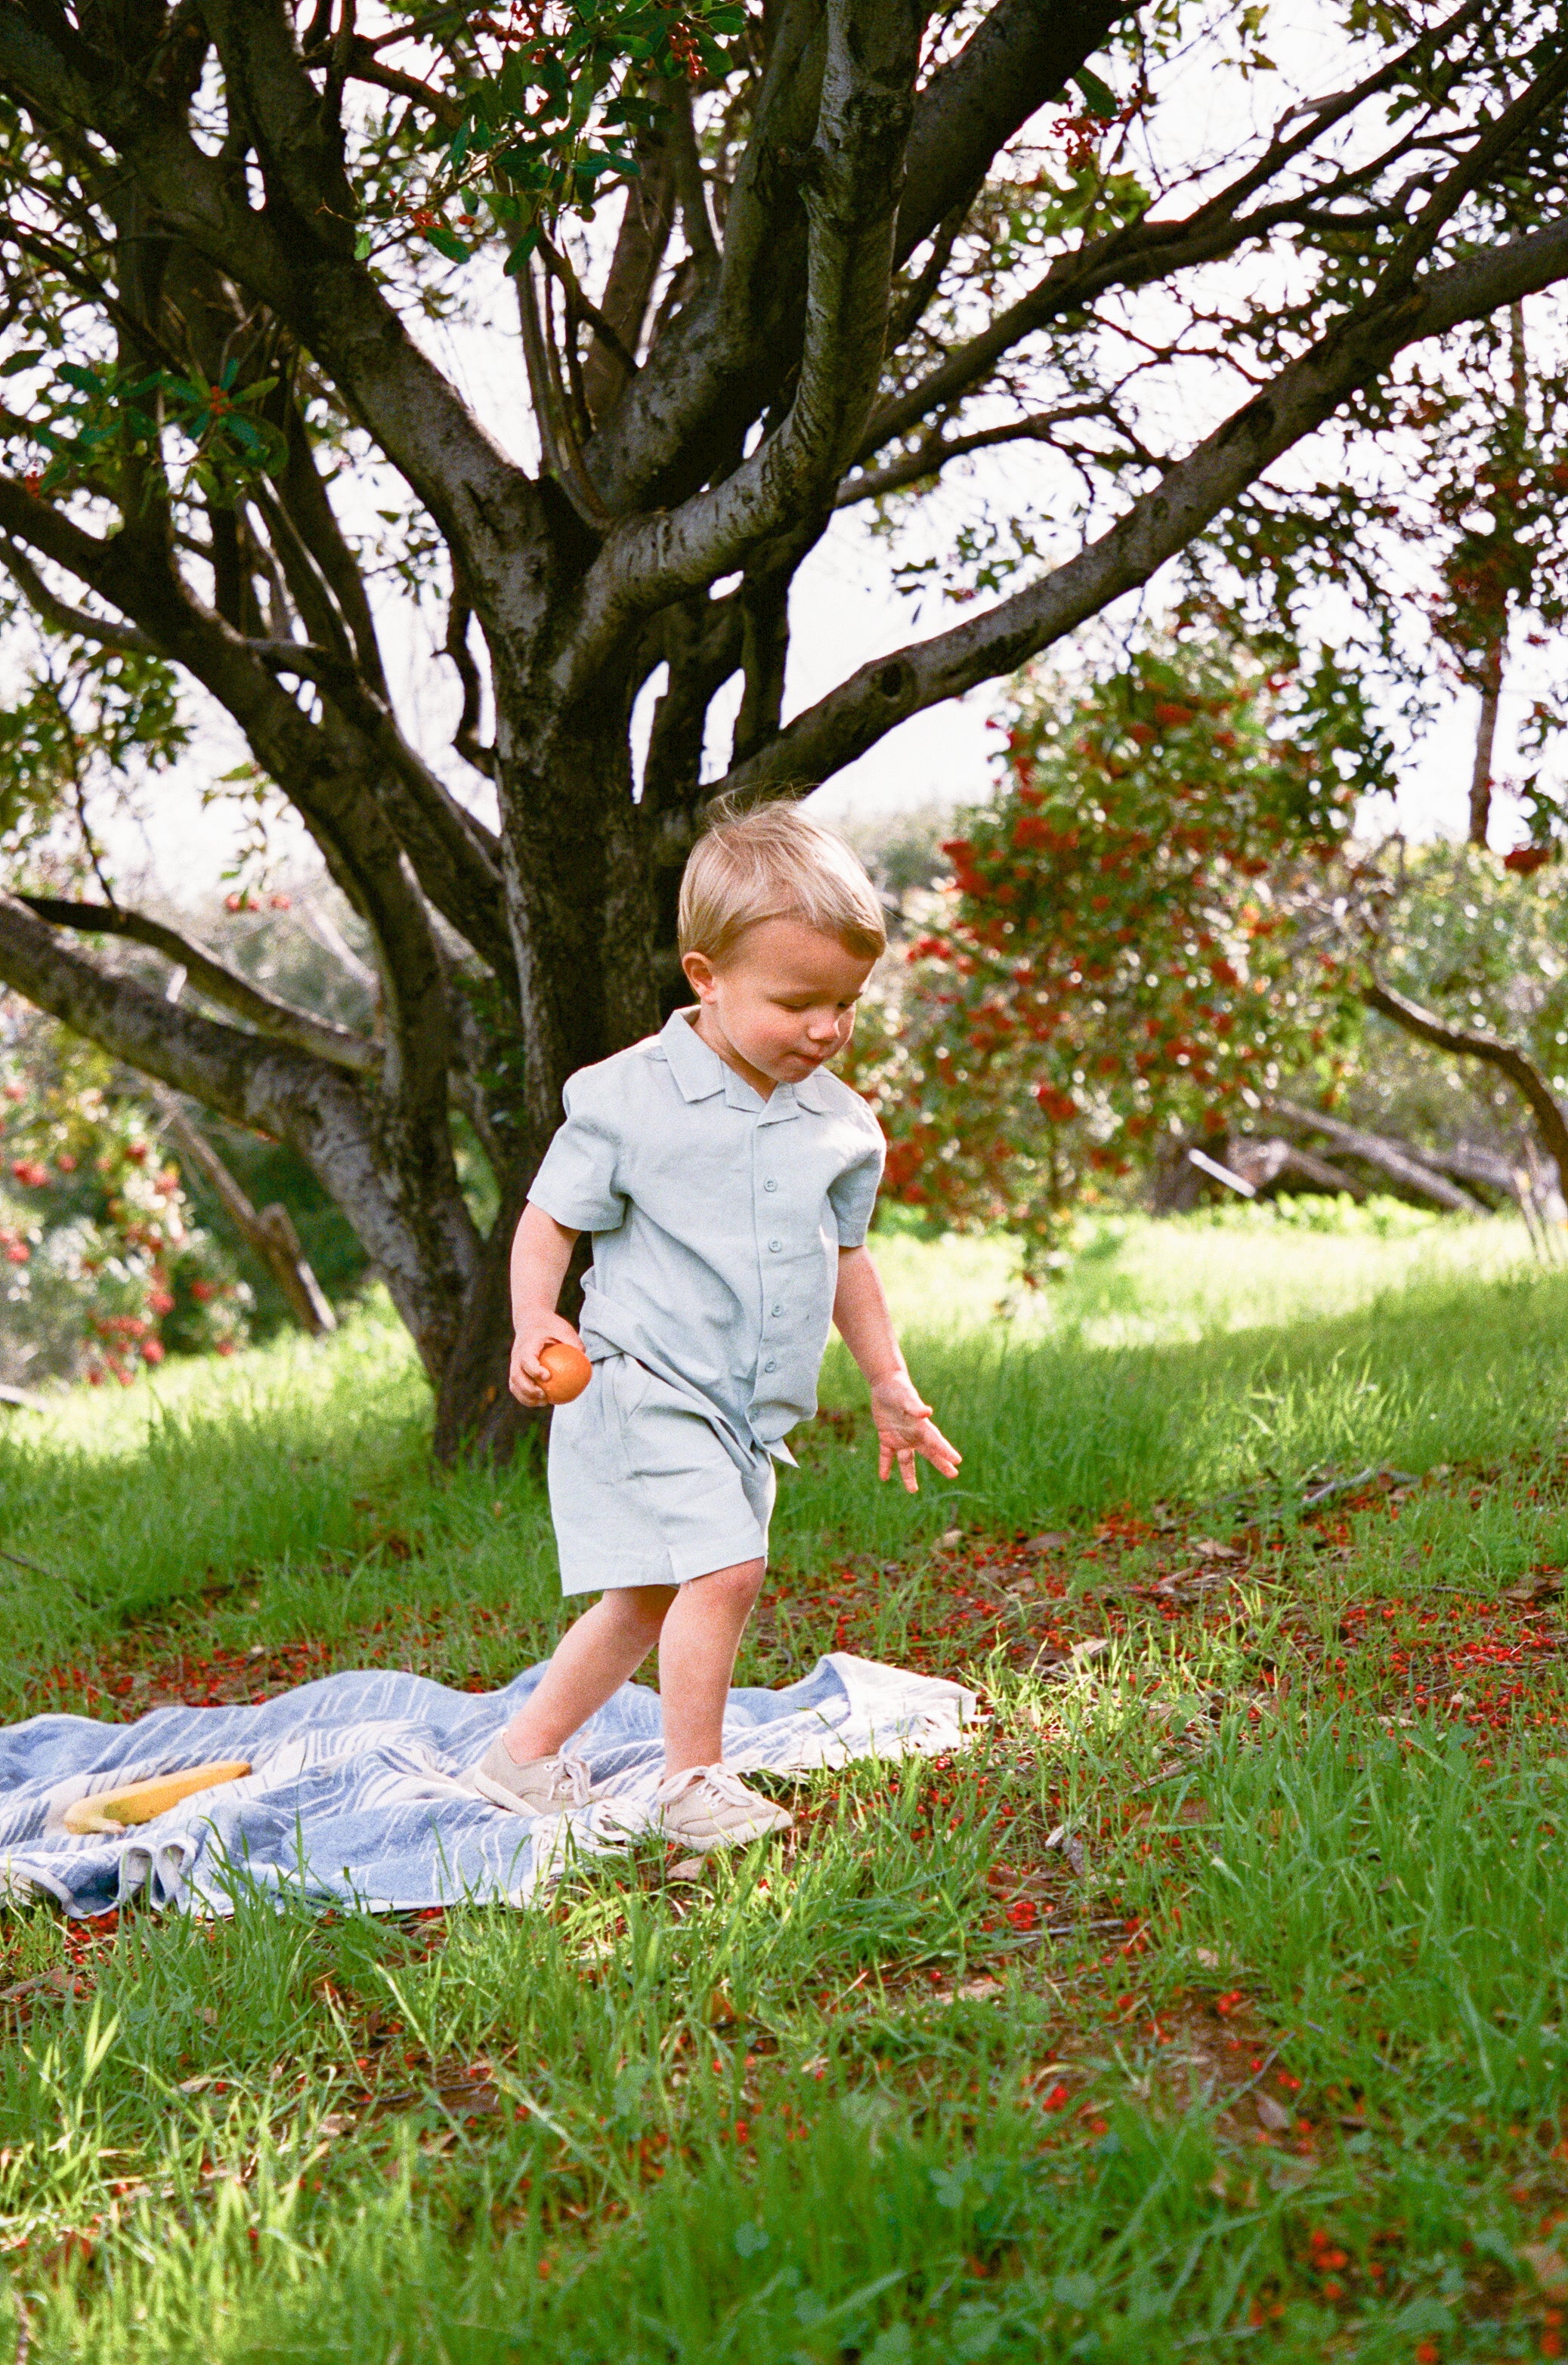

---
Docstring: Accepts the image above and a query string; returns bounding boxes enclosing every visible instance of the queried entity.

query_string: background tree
[2,0,1568,1451]
[1357,843,1568,1210]
[0,1003,252,1388]
[846,629,1375,1262]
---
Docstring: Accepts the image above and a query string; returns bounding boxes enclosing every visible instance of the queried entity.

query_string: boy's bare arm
[508,1204,584,1406]
[832,1246,961,1494]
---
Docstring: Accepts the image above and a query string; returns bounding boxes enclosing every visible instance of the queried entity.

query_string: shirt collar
[657,1008,830,1117]
[657,1008,728,1102]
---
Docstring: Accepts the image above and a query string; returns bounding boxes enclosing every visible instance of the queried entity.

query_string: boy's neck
[687,1006,777,1101]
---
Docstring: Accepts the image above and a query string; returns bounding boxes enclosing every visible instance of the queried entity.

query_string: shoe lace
[549,1754,592,1807]
[658,1763,756,1809]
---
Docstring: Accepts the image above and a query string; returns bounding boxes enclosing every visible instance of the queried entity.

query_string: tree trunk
[1468,639,1504,848]
[431,696,660,1459]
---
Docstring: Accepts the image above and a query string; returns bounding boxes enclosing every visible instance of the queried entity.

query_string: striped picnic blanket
[0,1653,974,1917]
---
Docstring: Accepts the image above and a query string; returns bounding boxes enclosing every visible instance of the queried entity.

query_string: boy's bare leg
[501,1585,676,1763]
[657,1559,765,1775]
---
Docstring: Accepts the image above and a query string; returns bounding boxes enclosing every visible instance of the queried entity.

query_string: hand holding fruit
[509,1318,592,1407]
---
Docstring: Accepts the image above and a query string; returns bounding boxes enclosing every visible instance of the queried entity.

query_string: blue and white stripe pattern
[0,1654,974,1918]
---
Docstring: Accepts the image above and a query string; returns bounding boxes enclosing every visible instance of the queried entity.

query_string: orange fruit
[539,1340,592,1404]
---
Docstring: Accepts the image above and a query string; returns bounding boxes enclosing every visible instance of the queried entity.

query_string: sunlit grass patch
[4,1228,1568,2357]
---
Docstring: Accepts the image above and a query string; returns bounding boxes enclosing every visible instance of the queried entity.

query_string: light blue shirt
[527,1008,885,1460]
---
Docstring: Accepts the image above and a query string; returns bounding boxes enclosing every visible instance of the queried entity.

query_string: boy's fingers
[919,1421,961,1473]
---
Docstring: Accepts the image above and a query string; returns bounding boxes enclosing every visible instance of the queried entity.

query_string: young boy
[472,802,960,1850]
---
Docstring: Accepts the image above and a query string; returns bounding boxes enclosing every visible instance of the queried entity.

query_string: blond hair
[678,798,887,965]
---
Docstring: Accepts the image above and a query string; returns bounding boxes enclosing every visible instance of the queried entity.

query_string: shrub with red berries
[0,1001,251,1386]
[843,634,1382,1265]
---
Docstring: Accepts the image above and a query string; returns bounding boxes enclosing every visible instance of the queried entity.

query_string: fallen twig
[0,1546,82,1595]
[989,1917,1128,1949]
[1301,1465,1418,1507]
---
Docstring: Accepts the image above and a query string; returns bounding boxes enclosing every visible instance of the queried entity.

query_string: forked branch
[719,215,1568,803]
[1366,978,1568,1201]
[17,898,380,1074]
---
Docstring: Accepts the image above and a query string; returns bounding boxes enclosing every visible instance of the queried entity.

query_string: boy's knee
[603,1584,676,1640]
[692,1557,765,1610]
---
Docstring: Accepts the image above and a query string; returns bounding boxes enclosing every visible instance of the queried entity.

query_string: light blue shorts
[546,1354,777,1597]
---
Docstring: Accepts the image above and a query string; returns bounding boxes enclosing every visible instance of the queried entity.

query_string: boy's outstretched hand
[869,1374,962,1494]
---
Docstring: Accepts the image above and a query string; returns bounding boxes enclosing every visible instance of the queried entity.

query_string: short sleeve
[527,1072,627,1234]
[826,1112,885,1248]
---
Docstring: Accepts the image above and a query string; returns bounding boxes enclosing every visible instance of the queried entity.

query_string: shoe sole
[652,1810,794,1853]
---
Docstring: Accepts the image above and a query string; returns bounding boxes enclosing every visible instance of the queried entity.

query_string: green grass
[2,1214,1568,2360]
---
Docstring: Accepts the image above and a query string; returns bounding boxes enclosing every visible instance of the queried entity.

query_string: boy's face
[682,918,877,1094]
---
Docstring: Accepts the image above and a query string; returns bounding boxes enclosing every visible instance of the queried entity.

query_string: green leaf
[1074,65,1117,115]
[1052,2273,1097,2310]
[354,232,373,260]
[424,225,471,263]
[0,351,44,379]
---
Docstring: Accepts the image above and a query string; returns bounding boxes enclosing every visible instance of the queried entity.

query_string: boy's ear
[682,949,717,1000]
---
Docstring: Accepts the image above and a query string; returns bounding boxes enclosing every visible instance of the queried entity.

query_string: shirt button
[763,1358,778,1373]
[771,1303,784,1317]
[763,1178,778,1192]
[769,1238,782,1251]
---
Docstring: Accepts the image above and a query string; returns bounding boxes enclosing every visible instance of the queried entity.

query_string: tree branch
[581,0,827,515]
[17,897,380,1073]
[860,0,1496,467]
[1266,1095,1483,1213]
[153,1087,339,1337]
[0,535,155,652]
[0,469,510,983]
[0,0,550,619]
[835,404,1119,505]
[717,212,1568,801]
[0,890,323,1125]
[588,0,1133,519]
[342,40,462,131]
[566,0,918,674]
[1365,978,1568,1203]
[895,0,1133,268]
[0,890,481,1375]
[639,593,746,815]
[519,256,617,532]
[581,97,678,427]
[444,578,496,779]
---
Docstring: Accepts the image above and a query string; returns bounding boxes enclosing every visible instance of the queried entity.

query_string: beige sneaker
[653,1764,793,1852]
[472,1739,591,1816]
